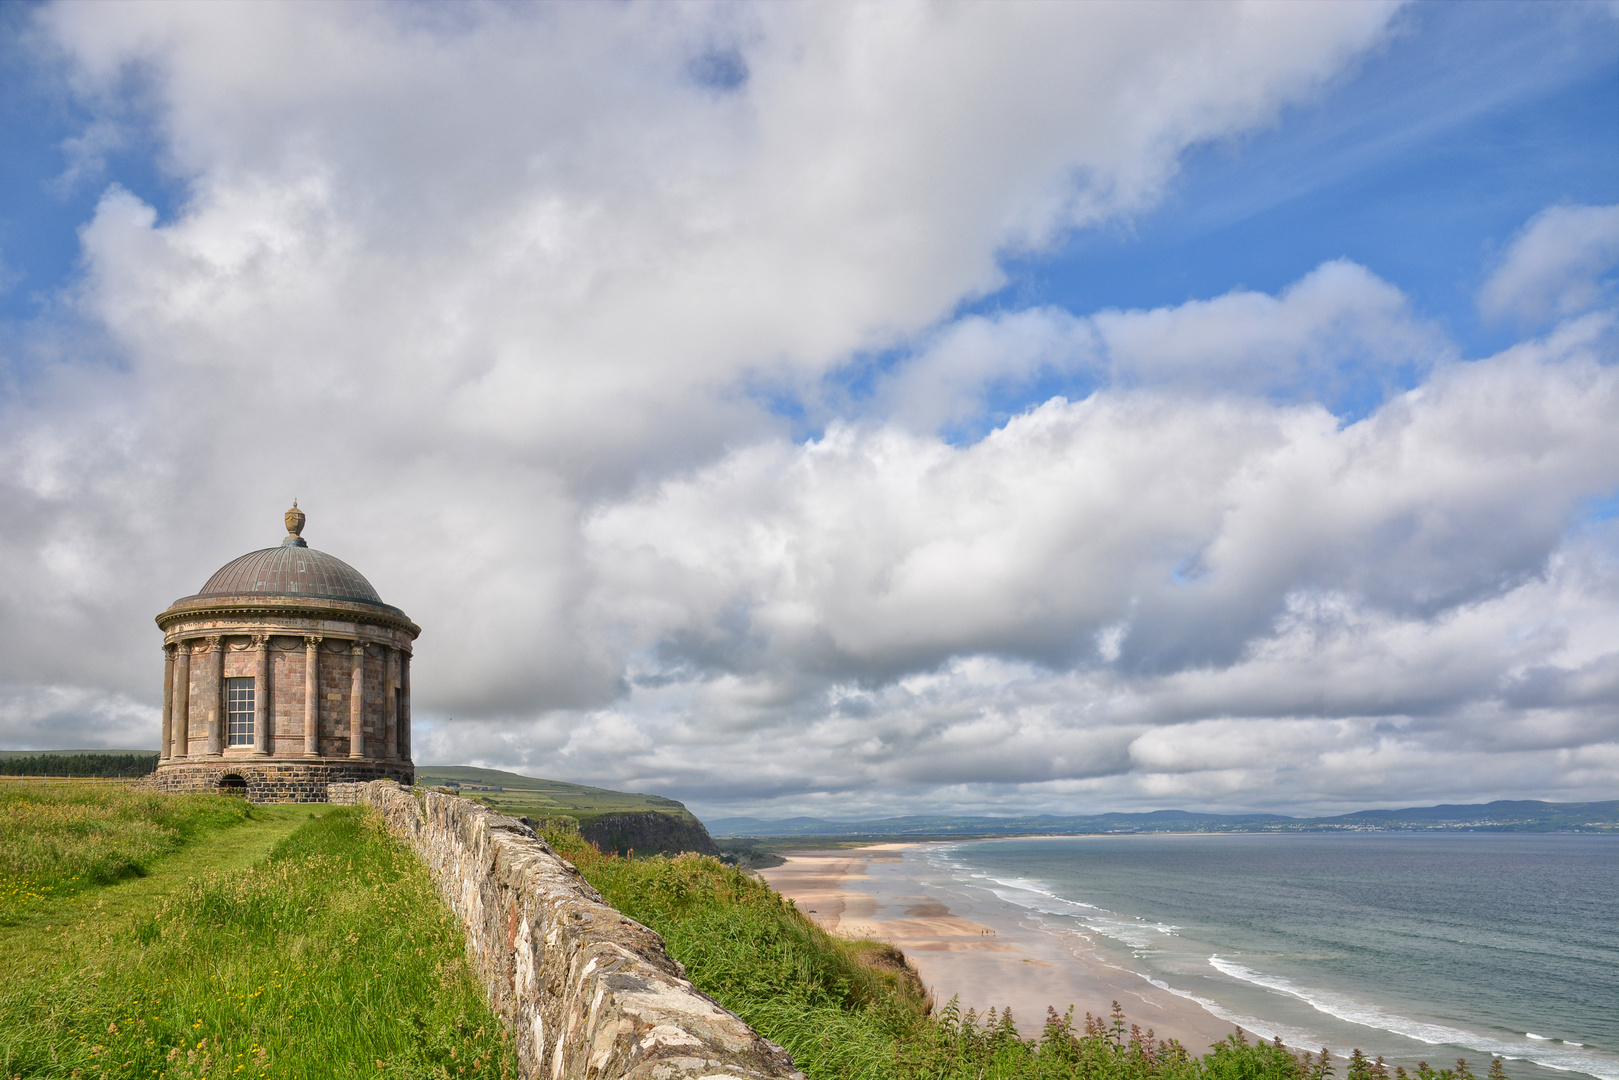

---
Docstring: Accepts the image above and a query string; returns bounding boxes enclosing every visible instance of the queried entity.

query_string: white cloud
[537,311,1619,815]
[0,685,157,752]
[3,2,1617,818]
[3,0,1401,707]
[874,259,1451,432]
[1479,203,1619,325]
[1095,259,1449,399]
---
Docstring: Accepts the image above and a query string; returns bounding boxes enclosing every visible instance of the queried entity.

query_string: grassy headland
[0,781,513,1078]
[418,765,718,856]
[416,764,702,831]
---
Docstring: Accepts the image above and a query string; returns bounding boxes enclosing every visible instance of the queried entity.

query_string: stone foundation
[145,760,413,803]
[358,780,803,1080]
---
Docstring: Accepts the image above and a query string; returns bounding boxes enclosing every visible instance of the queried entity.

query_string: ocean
[918,833,1618,1080]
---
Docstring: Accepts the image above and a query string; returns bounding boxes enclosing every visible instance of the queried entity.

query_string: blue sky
[778,1,1619,447]
[0,2,1616,817]
[1012,2,1617,340]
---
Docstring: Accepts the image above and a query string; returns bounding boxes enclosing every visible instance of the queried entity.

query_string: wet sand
[760,845,1241,1051]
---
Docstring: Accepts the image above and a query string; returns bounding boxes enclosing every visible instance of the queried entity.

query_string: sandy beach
[760,845,1241,1051]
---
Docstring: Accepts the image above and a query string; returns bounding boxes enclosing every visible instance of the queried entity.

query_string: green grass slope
[0,783,513,1078]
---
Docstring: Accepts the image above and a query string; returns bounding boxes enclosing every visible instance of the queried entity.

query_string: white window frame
[226,677,255,747]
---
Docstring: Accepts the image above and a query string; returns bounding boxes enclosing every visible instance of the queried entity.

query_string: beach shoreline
[759,844,1241,1051]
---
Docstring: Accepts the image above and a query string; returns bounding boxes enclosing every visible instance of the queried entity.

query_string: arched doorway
[217,773,248,796]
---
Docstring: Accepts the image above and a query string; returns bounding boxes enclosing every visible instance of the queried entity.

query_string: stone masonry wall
[145,761,412,803]
[357,780,804,1080]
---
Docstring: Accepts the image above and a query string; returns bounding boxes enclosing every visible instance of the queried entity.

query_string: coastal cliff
[417,765,723,856]
[579,810,721,857]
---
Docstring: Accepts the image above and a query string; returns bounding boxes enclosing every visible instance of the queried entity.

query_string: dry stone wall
[357,780,804,1080]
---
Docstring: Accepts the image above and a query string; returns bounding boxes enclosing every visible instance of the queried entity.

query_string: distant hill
[415,765,691,817]
[416,765,719,856]
[707,799,1619,838]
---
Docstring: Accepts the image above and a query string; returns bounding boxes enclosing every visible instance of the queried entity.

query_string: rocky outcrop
[358,780,803,1080]
[579,811,721,858]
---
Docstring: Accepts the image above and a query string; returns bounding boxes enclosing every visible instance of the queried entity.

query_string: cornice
[156,593,420,638]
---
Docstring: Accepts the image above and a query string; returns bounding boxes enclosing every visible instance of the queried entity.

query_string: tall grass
[544,827,925,1078]
[0,781,252,920]
[1,804,514,1079]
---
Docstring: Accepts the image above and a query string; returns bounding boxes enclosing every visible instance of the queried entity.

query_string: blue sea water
[925,833,1619,1080]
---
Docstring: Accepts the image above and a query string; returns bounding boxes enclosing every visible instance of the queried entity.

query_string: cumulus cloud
[1095,260,1450,401]
[874,259,1451,431]
[1479,203,1619,325]
[557,323,1619,812]
[2,0,1400,701]
[2,1,1616,817]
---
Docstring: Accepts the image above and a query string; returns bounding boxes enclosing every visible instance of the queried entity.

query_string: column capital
[206,635,224,651]
[350,641,366,656]
[304,634,323,647]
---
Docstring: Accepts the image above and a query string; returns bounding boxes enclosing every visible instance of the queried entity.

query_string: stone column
[208,636,225,757]
[160,645,175,763]
[383,648,398,760]
[173,644,191,759]
[253,635,271,756]
[398,651,411,762]
[349,642,365,758]
[304,636,321,757]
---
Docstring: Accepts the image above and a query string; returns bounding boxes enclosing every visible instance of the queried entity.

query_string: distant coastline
[710,798,1619,843]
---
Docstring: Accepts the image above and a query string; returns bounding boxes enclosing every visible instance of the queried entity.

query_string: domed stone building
[149,504,418,802]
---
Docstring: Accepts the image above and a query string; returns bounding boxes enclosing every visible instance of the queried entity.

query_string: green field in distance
[415,765,701,828]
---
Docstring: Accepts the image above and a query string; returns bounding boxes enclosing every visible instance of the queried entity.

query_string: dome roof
[188,502,387,607]
[197,544,384,605]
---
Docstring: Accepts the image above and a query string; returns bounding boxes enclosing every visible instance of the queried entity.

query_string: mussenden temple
[148,503,417,802]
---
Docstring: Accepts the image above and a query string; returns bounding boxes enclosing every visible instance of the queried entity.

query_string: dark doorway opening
[217,773,248,796]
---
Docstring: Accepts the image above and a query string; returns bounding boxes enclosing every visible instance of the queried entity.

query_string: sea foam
[1208,957,1618,1080]
[922,836,1619,1080]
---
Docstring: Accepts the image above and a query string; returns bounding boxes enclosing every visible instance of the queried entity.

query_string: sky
[0,0,1616,821]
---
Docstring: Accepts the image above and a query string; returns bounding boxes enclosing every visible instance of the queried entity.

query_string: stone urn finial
[285,500,306,542]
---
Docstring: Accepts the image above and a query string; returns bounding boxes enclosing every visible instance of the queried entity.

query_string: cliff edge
[578,810,721,857]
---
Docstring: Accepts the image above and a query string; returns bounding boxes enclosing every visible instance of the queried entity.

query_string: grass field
[0,781,513,1079]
